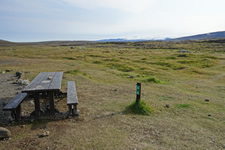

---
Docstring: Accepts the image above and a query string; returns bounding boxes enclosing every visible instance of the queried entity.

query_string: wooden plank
[22,72,47,92]
[38,72,55,91]
[3,93,28,110]
[67,81,78,104]
[22,72,62,92]
[49,72,63,90]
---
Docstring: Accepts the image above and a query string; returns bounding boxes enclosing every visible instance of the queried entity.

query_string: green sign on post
[136,85,140,95]
[136,82,141,102]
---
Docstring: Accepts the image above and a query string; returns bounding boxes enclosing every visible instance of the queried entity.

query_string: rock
[47,76,52,80]
[205,99,209,102]
[0,127,11,139]
[110,67,114,69]
[165,104,170,108]
[29,100,34,106]
[128,76,134,78]
[18,80,30,86]
[38,131,50,138]
[208,114,211,117]
[5,69,12,72]
[16,71,22,77]
[21,125,25,128]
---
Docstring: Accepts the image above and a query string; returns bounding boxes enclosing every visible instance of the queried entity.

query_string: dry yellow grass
[0,40,225,149]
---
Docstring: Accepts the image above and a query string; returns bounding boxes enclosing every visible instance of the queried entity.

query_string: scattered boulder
[128,75,134,78]
[16,72,22,78]
[5,69,12,72]
[0,127,11,140]
[165,104,170,108]
[18,79,30,86]
[38,131,50,138]
[177,49,190,53]
[205,99,209,102]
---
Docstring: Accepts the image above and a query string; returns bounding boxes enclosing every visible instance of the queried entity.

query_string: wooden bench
[3,92,28,121]
[67,81,79,116]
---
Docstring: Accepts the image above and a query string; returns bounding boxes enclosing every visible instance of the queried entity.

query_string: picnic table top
[22,72,63,93]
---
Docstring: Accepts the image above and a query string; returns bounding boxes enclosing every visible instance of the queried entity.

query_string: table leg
[49,91,55,116]
[34,93,40,119]
[15,104,21,121]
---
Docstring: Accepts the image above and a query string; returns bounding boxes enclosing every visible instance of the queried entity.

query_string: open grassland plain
[0,40,225,149]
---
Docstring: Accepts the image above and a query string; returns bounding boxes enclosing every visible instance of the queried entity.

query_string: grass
[125,100,153,115]
[0,40,225,149]
[175,104,192,109]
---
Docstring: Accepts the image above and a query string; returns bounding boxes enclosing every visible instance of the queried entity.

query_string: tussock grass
[143,76,162,84]
[107,63,135,72]
[65,69,80,75]
[125,100,153,115]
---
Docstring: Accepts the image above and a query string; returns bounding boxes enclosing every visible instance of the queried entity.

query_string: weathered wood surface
[3,93,28,110]
[67,81,78,104]
[22,72,63,93]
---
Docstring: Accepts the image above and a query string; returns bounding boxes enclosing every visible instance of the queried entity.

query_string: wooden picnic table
[22,72,63,118]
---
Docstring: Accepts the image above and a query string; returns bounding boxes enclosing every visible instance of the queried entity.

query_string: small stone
[120,112,123,115]
[18,80,30,86]
[205,99,209,102]
[38,131,50,138]
[165,104,170,108]
[5,69,11,72]
[16,72,22,77]
[0,127,11,139]
[208,114,211,117]
[47,76,52,80]
[21,125,25,128]
[128,76,134,78]
[110,67,114,69]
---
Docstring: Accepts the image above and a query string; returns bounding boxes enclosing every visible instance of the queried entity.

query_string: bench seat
[67,81,79,116]
[3,92,28,121]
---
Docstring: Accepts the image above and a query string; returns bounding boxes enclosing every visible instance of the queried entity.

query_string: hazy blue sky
[1,0,225,42]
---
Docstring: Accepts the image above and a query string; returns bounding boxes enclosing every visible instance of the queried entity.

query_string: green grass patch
[65,69,80,75]
[144,76,162,84]
[93,60,103,64]
[151,61,186,70]
[63,57,76,60]
[177,59,216,68]
[107,63,135,72]
[175,104,192,109]
[125,100,153,115]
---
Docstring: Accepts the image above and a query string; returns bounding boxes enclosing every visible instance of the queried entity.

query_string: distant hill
[170,31,225,41]
[98,38,148,42]
[0,39,14,45]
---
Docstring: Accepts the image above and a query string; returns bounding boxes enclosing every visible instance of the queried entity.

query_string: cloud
[61,0,156,13]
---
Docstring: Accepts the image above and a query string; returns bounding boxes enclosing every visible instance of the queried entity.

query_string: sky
[0,0,225,42]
